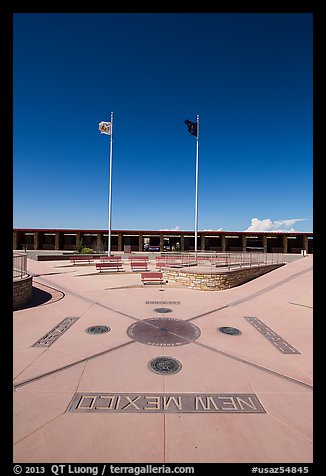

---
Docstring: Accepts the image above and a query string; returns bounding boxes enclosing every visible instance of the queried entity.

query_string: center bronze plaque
[127,318,201,346]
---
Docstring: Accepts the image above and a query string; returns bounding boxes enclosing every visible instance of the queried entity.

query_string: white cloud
[244,217,308,232]
[159,225,182,231]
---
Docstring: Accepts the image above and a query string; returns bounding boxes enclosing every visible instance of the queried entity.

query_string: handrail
[13,253,28,279]
[158,251,284,271]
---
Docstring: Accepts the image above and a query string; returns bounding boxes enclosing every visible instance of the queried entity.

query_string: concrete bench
[131,261,149,271]
[70,256,94,264]
[156,259,169,270]
[141,272,164,285]
[96,261,123,272]
[99,255,122,261]
[129,256,149,261]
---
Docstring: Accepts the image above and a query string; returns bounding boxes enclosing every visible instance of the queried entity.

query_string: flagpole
[194,114,199,255]
[108,111,113,256]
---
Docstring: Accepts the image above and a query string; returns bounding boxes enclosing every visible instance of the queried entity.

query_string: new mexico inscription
[67,393,265,414]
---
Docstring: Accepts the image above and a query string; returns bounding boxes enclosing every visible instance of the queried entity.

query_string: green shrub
[80,247,94,254]
[74,239,85,254]
[74,240,94,254]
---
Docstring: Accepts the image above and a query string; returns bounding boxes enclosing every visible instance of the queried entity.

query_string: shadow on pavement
[15,285,65,310]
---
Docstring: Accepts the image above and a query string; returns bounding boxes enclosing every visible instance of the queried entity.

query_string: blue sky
[13,13,313,232]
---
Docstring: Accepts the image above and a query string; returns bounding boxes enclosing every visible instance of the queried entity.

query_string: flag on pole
[99,121,112,135]
[184,119,197,137]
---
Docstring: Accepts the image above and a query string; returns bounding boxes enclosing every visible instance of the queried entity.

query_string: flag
[184,119,197,137]
[99,121,112,135]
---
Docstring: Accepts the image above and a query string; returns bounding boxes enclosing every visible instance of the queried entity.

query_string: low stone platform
[162,263,284,290]
[13,274,33,310]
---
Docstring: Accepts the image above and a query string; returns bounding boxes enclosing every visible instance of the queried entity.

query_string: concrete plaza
[13,254,313,463]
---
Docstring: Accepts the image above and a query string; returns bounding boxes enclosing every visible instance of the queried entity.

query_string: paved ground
[13,255,313,463]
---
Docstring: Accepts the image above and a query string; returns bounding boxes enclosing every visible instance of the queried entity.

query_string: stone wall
[13,275,33,310]
[162,263,284,291]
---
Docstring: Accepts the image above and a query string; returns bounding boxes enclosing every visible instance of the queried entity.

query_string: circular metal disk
[85,325,111,335]
[149,356,182,375]
[154,307,173,313]
[127,318,201,346]
[218,326,242,336]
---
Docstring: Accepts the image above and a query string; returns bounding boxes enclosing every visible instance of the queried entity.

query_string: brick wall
[13,275,33,310]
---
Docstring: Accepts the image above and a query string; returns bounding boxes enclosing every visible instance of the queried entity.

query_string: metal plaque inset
[149,356,182,375]
[32,317,79,347]
[244,316,300,354]
[219,327,242,336]
[154,308,173,313]
[86,325,111,335]
[127,318,201,346]
[67,392,266,414]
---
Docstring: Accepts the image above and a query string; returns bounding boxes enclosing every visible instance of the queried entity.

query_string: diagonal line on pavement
[193,340,312,390]
[186,266,312,322]
[13,341,136,390]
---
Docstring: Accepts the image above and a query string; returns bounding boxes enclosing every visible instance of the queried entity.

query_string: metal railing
[157,251,284,272]
[13,253,28,279]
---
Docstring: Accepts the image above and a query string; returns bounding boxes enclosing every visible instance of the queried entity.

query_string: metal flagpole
[194,114,199,255]
[108,111,114,256]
